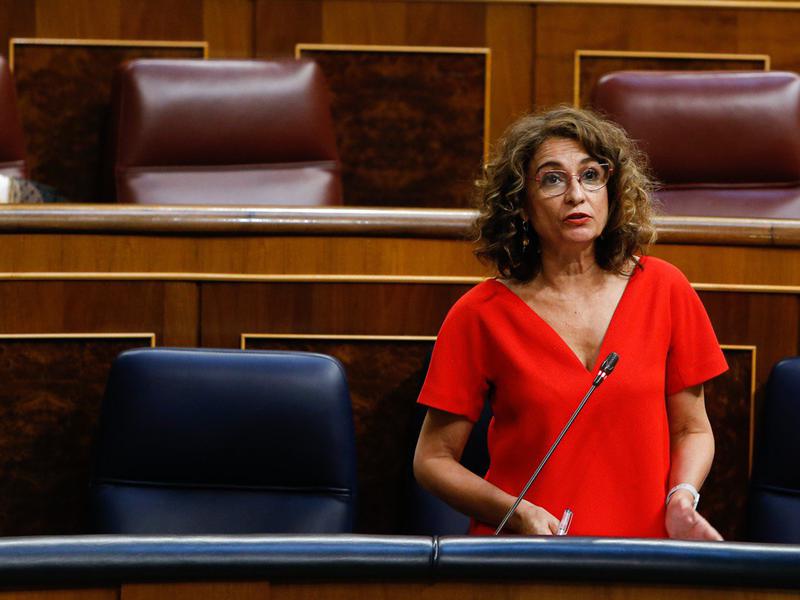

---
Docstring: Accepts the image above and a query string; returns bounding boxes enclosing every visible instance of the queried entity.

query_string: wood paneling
[703,347,754,541]
[321,1,407,45]
[120,0,203,40]
[0,591,117,600]
[122,582,268,600]
[255,0,322,58]
[404,2,486,47]
[203,0,253,58]
[34,0,122,38]
[299,46,488,207]
[0,335,152,535]
[486,4,534,139]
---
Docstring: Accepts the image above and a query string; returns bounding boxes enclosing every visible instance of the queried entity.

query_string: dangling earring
[522,220,531,250]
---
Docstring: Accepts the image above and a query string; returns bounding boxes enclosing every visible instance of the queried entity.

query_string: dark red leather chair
[591,71,800,218]
[111,59,342,206]
[0,56,26,178]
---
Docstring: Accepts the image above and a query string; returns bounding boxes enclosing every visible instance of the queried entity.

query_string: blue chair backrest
[89,348,357,534]
[748,357,800,542]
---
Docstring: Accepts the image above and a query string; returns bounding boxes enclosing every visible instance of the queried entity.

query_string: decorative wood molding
[0,332,156,346]
[9,38,209,71]
[241,332,437,350]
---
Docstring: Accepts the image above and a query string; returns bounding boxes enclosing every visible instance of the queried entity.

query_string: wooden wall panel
[34,0,122,38]
[0,281,197,346]
[254,0,322,58]
[404,2,486,47]
[299,46,487,207]
[203,0,253,58]
[0,335,152,535]
[703,347,754,541]
[119,0,203,40]
[200,282,472,347]
[0,0,35,60]
[122,582,268,600]
[321,1,407,45]
[486,4,534,140]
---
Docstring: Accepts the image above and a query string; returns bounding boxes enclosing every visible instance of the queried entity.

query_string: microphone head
[600,352,619,375]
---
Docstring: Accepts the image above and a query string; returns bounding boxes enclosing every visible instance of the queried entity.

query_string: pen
[556,508,573,536]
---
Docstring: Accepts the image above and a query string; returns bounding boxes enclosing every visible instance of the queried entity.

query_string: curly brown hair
[473,106,657,281]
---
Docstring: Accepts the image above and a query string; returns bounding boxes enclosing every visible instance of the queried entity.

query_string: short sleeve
[665,271,728,396]
[417,297,490,422]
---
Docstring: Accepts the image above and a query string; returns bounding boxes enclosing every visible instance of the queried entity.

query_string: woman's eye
[542,172,565,185]
[582,168,599,181]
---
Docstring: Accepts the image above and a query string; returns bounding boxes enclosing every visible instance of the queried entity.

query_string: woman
[414,106,727,539]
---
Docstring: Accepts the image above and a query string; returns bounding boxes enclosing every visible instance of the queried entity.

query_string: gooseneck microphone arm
[494,352,620,535]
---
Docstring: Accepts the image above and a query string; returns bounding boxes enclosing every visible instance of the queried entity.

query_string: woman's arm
[413,407,559,535]
[665,384,723,540]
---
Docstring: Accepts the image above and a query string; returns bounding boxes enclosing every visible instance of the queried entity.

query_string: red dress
[417,256,728,537]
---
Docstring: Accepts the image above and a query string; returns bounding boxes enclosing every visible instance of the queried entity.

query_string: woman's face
[526,137,609,253]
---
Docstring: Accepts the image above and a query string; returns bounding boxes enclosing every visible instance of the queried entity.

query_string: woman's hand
[665,490,723,541]
[512,499,560,535]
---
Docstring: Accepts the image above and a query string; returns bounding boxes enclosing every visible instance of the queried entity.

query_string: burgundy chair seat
[591,71,800,219]
[0,56,26,178]
[112,59,342,206]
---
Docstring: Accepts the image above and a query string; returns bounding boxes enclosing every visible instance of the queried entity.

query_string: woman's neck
[536,244,604,291]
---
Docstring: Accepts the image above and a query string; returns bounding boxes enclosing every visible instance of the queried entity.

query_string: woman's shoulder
[445,279,506,319]
[637,255,690,285]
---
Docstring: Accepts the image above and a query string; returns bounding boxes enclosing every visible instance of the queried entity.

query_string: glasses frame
[533,162,615,198]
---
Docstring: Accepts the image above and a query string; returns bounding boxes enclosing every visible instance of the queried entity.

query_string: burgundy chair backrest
[591,71,800,218]
[112,59,342,206]
[0,55,26,178]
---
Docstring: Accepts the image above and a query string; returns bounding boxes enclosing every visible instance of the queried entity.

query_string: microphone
[494,351,620,535]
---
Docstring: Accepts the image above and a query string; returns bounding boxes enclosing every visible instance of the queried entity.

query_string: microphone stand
[494,352,619,535]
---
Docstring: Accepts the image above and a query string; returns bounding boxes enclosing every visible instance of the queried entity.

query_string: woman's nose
[563,176,586,204]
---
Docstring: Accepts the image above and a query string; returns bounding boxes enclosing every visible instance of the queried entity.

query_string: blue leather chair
[748,357,800,542]
[89,348,357,534]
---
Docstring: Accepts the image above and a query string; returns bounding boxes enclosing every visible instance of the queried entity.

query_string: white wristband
[666,483,699,510]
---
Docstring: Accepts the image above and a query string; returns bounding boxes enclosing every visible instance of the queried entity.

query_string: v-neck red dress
[417,256,728,537]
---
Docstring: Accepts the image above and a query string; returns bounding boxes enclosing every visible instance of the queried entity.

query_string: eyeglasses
[533,163,614,198]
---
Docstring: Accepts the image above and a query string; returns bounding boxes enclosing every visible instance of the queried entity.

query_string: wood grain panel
[203,0,253,58]
[255,0,322,58]
[533,4,800,107]
[0,335,152,535]
[244,335,434,533]
[486,4,534,141]
[577,52,767,107]
[699,292,799,393]
[271,581,794,600]
[34,0,122,38]
[321,1,407,45]
[0,281,191,346]
[120,0,203,40]
[0,591,117,600]
[12,40,205,202]
[122,582,268,600]
[0,0,35,60]
[200,282,472,347]
[703,347,754,541]
[298,46,488,207]
[404,2,486,46]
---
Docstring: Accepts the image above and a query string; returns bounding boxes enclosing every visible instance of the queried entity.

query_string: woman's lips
[564,212,591,225]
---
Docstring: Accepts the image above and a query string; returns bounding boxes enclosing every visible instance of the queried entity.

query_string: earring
[522,220,531,250]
